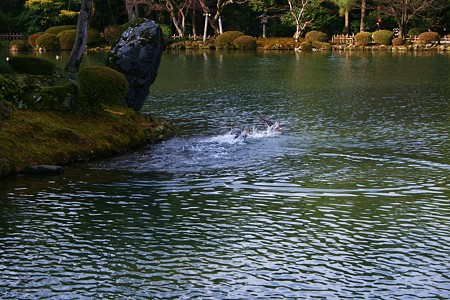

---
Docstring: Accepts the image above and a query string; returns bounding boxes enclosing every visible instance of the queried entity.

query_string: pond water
[1,50,450,299]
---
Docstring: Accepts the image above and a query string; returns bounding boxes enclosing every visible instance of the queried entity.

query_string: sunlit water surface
[1,50,449,299]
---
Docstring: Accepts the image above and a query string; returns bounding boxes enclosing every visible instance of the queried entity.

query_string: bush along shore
[165,30,450,52]
[0,57,176,179]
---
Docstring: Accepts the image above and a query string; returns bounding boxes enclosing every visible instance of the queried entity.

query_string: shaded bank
[0,108,176,178]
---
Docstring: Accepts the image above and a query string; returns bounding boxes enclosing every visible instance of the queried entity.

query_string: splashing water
[91,122,283,173]
[207,123,282,144]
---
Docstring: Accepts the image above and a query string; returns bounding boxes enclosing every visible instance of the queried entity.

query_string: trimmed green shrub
[312,40,331,50]
[9,40,28,51]
[57,29,77,50]
[373,30,394,45]
[214,31,244,49]
[87,28,100,45]
[104,25,121,45]
[408,28,426,37]
[354,31,372,46]
[44,25,77,35]
[159,24,172,42]
[8,56,55,76]
[233,35,257,50]
[36,33,60,51]
[77,66,128,115]
[305,30,328,43]
[300,42,313,51]
[28,33,42,48]
[392,37,403,46]
[417,31,440,44]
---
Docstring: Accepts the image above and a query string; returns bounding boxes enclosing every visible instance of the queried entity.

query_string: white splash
[205,123,281,145]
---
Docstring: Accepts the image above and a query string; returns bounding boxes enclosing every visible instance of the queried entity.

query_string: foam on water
[206,123,282,144]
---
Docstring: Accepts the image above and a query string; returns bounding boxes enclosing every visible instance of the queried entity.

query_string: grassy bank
[0,107,175,178]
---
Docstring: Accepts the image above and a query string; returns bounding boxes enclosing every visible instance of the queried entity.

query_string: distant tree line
[1,0,449,40]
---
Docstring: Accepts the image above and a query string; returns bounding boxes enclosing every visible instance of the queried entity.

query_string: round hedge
[104,25,121,45]
[392,37,403,46]
[36,33,60,51]
[354,31,372,46]
[408,28,426,37]
[233,35,257,50]
[8,56,55,76]
[44,25,77,35]
[312,41,331,50]
[300,42,313,51]
[305,30,328,43]
[76,66,128,115]
[214,31,244,49]
[57,29,77,50]
[87,28,100,45]
[28,33,42,48]
[9,40,28,51]
[418,31,440,44]
[373,30,394,45]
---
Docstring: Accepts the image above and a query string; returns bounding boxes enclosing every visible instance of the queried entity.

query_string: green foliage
[9,40,29,51]
[28,32,42,48]
[0,74,20,105]
[20,0,68,33]
[354,31,372,46]
[87,28,100,45]
[418,31,440,43]
[77,66,128,115]
[214,31,244,49]
[392,37,403,46]
[0,98,14,128]
[8,56,55,76]
[268,23,295,37]
[34,83,77,111]
[300,41,313,51]
[0,10,19,32]
[8,74,77,111]
[104,25,121,45]
[408,28,427,37]
[233,35,257,50]
[159,23,172,43]
[305,30,328,42]
[45,25,77,35]
[312,40,331,50]
[372,30,394,45]
[36,33,60,50]
[57,29,76,50]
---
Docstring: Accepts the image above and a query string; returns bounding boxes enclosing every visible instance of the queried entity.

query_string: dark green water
[1,50,449,299]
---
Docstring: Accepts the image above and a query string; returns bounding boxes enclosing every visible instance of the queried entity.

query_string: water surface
[1,50,449,299]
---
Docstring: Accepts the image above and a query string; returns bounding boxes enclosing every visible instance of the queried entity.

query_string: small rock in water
[23,165,64,175]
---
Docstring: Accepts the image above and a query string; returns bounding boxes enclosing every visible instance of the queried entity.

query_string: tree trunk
[344,9,349,34]
[360,0,366,31]
[166,0,184,37]
[294,24,301,42]
[192,1,197,37]
[124,0,136,21]
[65,0,92,73]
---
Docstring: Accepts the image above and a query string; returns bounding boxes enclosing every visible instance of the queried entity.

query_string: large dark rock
[107,18,164,111]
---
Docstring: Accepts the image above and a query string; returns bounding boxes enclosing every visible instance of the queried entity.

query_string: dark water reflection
[1,50,449,299]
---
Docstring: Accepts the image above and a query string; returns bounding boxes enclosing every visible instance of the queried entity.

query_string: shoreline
[0,107,176,178]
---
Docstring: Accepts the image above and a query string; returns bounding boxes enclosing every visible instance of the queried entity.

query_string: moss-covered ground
[0,107,175,178]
